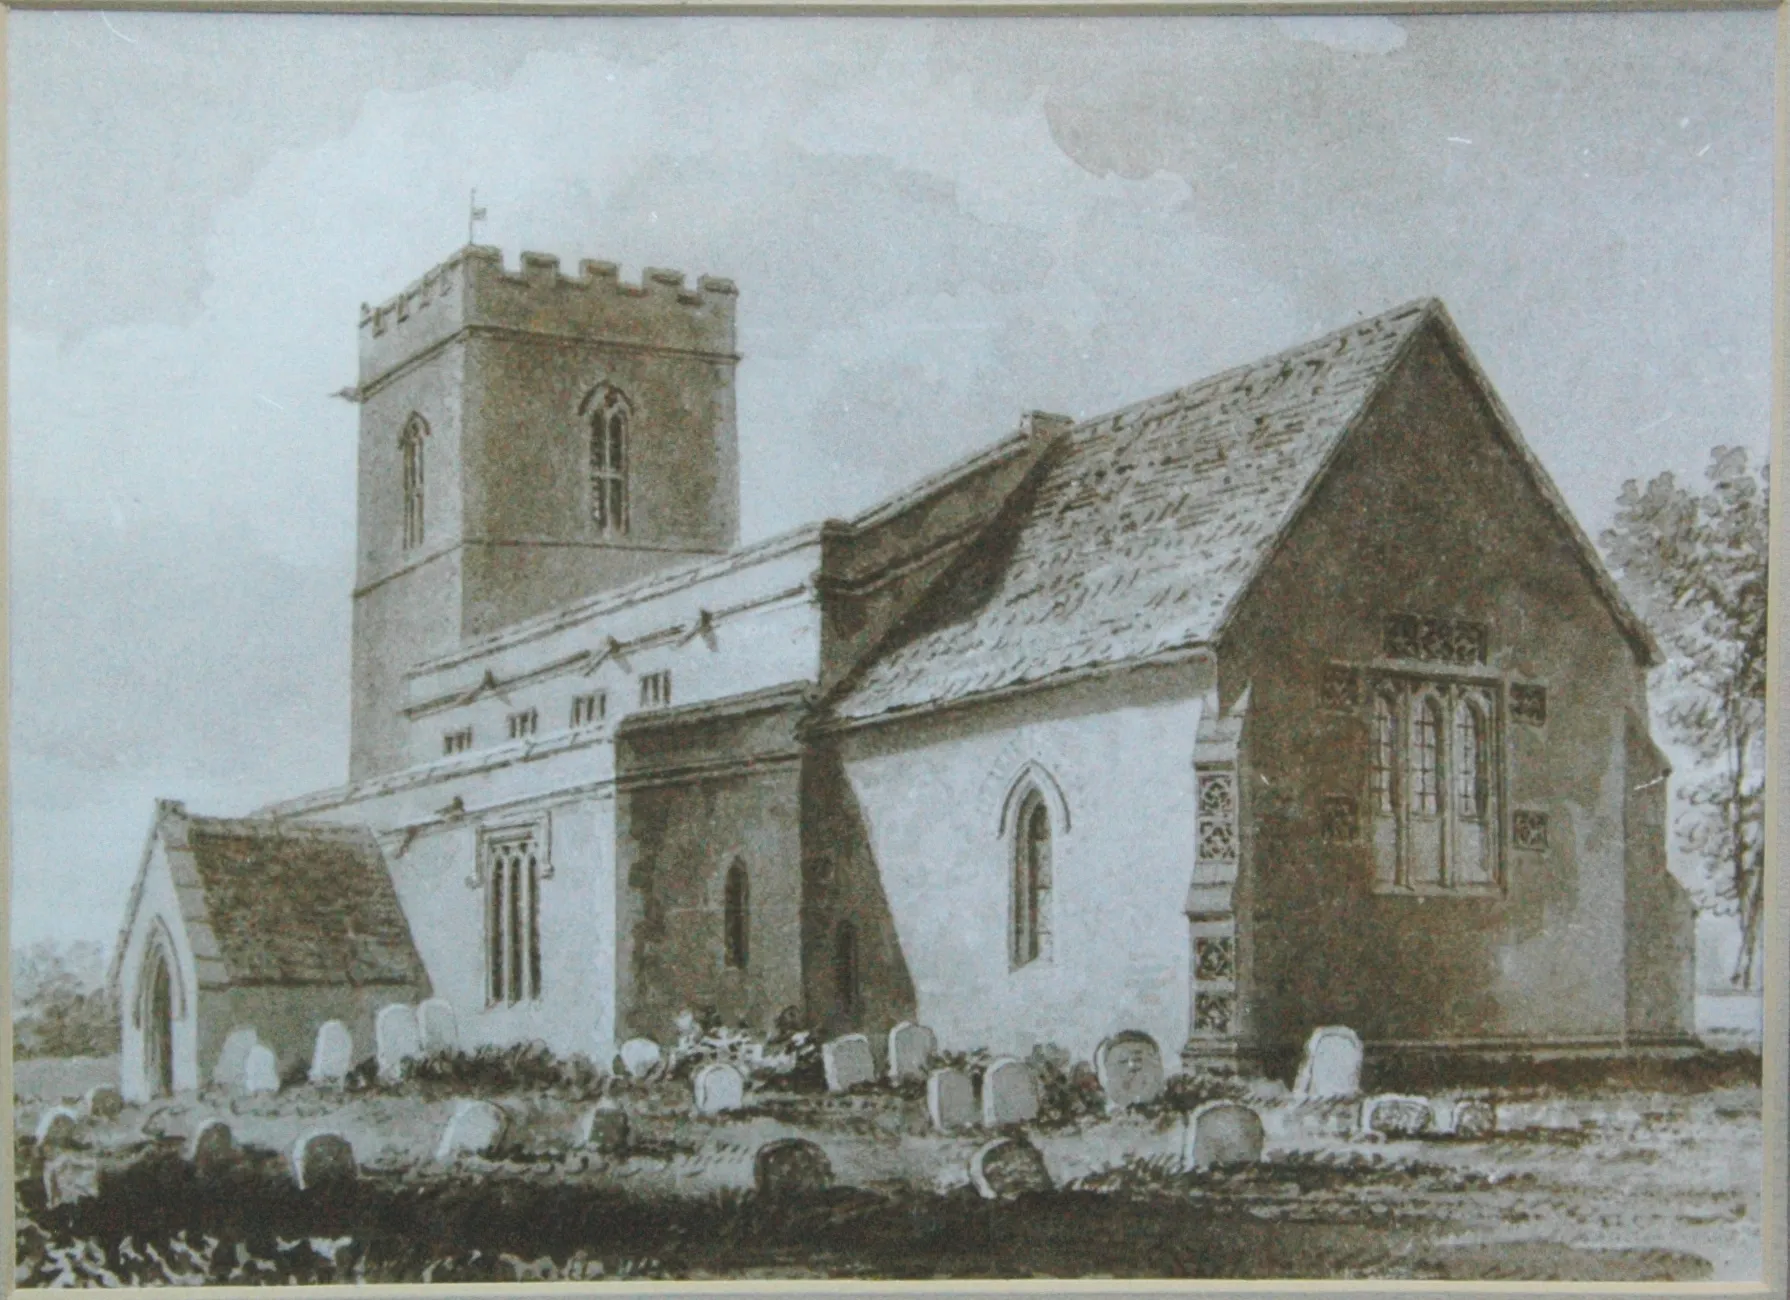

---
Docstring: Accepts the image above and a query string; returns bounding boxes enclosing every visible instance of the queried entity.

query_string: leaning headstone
[1292,1025,1363,1100]
[292,1132,357,1190]
[1183,1101,1265,1170]
[34,1107,82,1150]
[214,1026,261,1089]
[753,1138,833,1197]
[822,1034,876,1092]
[618,1037,662,1079]
[436,1100,509,1160]
[970,1137,1053,1199]
[242,1045,281,1095]
[1452,1098,1497,1139]
[693,1062,746,1114]
[309,1020,354,1086]
[1095,1031,1166,1109]
[83,1084,125,1121]
[1362,1094,1434,1139]
[577,1099,630,1154]
[887,1022,937,1083]
[43,1154,102,1208]
[188,1118,236,1176]
[981,1058,1040,1127]
[418,999,458,1054]
[927,1068,976,1131]
[376,1003,421,1082]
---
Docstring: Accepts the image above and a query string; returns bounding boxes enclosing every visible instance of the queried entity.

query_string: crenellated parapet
[357,245,739,388]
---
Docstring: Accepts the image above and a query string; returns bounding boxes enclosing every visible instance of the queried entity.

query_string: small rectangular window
[1510,683,1547,726]
[639,671,672,709]
[570,692,606,727]
[507,709,538,740]
[443,727,473,755]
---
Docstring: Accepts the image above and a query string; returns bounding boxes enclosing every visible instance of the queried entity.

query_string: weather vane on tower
[468,189,488,246]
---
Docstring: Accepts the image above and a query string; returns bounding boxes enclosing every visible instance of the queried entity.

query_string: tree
[1601,446,1769,990]
[11,938,119,1059]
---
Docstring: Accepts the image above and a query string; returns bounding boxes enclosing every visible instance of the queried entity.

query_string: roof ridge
[1062,298,1439,440]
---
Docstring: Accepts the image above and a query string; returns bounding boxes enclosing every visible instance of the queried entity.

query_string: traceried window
[1371,692,1397,815]
[1011,792,1052,968]
[723,861,749,970]
[400,414,428,549]
[584,385,630,535]
[1359,676,1502,893]
[1409,696,1443,817]
[485,829,543,1005]
[1455,702,1488,820]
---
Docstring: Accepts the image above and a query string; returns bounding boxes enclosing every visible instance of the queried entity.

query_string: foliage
[395,1043,607,1097]
[1025,1043,1106,1129]
[664,1006,825,1091]
[1601,447,1769,987]
[11,939,119,1059]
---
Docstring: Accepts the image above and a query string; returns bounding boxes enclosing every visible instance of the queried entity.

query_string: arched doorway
[141,948,175,1098]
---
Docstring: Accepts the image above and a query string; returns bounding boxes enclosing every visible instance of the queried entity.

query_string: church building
[112,245,1697,1098]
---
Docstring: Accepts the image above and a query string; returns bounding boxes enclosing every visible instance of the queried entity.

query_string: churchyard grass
[13,1047,1762,1284]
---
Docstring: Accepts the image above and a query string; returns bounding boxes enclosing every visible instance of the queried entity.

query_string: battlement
[357,246,739,389]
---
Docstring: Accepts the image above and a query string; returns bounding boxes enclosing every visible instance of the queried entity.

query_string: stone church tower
[348,247,741,779]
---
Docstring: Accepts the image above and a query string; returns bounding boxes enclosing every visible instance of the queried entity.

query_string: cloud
[1273,17,1408,56]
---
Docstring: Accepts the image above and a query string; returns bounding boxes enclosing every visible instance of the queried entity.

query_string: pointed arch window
[1370,691,1398,815]
[1409,695,1443,817]
[583,385,630,535]
[724,860,749,971]
[400,414,428,549]
[1456,701,1488,820]
[1012,791,1052,968]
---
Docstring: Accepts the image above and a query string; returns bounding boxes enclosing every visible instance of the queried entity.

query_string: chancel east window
[1011,792,1052,968]
[1360,676,1502,893]
[584,385,630,536]
[485,829,543,1005]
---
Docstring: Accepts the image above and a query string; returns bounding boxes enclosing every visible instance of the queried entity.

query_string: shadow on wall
[803,747,917,1058]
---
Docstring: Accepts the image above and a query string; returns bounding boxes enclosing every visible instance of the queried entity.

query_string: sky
[7,10,1776,952]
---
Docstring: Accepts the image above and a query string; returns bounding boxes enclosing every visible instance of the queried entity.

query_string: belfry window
[400,414,428,549]
[585,386,630,535]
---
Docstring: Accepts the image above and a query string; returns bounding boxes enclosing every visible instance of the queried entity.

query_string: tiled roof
[182,813,427,987]
[829,300,1437,721]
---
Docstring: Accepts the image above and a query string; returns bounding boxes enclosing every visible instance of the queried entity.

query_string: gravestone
[376,1003,421,1082]
[753,1138,833,1197]
[43,1155,101,1208]
[618,1037,662,1079]
[693,1062,746,1114]
[309,1021,354,1086]
[83,1084,124,1121]
[1183,1101,1265,1170]
[969,1137,1053,1199]
[886,1022,937,1083]
[1292,1025,1363,1100]
[242,1045,281,1095]
[188,1118,236,1176]
[34,1107,81,1150]
[1095,1031,1166,1109]
[1362,1094,1434,1139]
[981,1058,1040,1127]
[577,1099,630,1153]
[822,1034,876,1092]
[1452,1098,1496,1139]
[292,1132,357,1190]
[214,1026,261,1089]
[436,1100,509,1160]
[418,999,458,1054]
[927,1068,976,1131]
